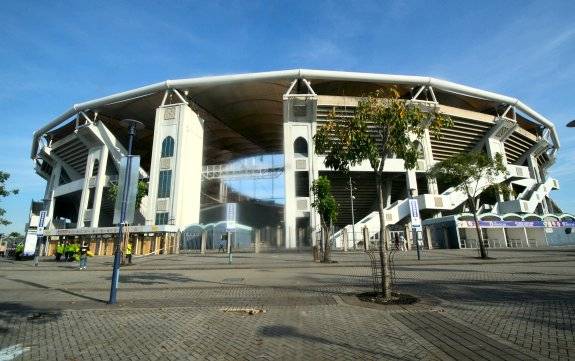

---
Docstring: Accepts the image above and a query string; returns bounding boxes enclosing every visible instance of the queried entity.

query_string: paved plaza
[0,248,574,360]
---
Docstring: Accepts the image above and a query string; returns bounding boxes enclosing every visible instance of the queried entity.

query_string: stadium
[26,69,574,256]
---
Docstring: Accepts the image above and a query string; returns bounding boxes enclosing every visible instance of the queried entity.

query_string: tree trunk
[375,171,392,300]
[470,197,488,259]
[319,222,325,259]
[323,223,331,263]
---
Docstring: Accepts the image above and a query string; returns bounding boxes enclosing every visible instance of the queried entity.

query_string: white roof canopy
[31,69,560,158]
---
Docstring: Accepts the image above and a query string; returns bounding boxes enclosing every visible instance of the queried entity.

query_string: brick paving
[0,248,574,360]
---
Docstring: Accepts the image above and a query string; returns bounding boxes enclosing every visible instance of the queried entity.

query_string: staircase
[497,177,559,214]
[333,164,530,247]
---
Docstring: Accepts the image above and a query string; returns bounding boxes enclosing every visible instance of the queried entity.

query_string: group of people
[55,241,80,262]
[0,241,22,259]
[54,241,133,269]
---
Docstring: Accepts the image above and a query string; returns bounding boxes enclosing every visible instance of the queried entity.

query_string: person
[14,242,24,260]
[79,241,89,270]
[55,242,63,262]
[394,233,400,251]
[63,241,71,261]
[399,235,406,251]
[125,242,133,265]
[0,241,6,257]
[218,239,225,253]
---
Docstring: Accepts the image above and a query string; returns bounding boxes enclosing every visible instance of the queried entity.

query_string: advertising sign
[37,210,47,236]
[23,231,37,256]
[409,198,421,228]
[457,220,575,229]
[226,203,237,231]
[113,156,140,225]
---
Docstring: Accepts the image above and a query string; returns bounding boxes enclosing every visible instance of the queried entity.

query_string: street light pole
[108,119,144,305]
[349,177,356,250]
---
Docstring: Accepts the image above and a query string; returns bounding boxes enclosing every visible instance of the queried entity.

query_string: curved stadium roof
[31,69,560,162]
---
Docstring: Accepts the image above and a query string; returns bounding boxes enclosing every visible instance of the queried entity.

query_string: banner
[226,203,237,231]
[457,220,575,229]
[113,155,140,225]
[409,198,421,228]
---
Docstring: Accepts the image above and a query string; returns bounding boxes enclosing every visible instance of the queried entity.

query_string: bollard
[200,231,207,255]
[227,231,232,264]
[254,229,260,254]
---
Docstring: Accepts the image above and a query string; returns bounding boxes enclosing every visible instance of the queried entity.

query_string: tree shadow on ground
[397,278,575,335]
[0,302,62,334]
[398,278,575,303]
[258,325,403,359]
[102,272,225,286]
[5,278,106,303]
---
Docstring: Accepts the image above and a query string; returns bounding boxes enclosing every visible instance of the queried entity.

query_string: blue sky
[0,0,574,233]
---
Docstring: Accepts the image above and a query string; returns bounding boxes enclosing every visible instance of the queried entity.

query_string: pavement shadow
[5,278,106,304]
[258,325,400,359]
[0,302,62,334]
[103,272,225,286]
[399,278,575,303]
[117,272,196,285]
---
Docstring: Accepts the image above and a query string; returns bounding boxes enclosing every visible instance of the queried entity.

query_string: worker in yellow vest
[125,243,133,265]
[55,242,64,262]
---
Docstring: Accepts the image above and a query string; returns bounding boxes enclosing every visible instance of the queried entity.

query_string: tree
[314,88,451,300]
[0,171,19,226]
[310,176,338,263]
[427,151,508,259]
[107,179,149,210]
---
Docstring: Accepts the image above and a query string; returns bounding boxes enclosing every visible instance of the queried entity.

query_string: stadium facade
[26,69,574,256]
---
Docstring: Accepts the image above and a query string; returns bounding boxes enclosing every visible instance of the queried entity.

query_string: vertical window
[157,170,172,198]
[92,159,100,176]
[161,136,175,157]
[87,188,95,209]
[155,212,169,225]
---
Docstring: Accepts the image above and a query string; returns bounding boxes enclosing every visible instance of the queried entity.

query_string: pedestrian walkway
[0,248,573,360]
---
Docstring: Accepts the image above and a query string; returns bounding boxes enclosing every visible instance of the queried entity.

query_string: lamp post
[108,119,144,305]
[348,177,356,250]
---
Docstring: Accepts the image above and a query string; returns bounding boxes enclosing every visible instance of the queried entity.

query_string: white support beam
[92,121,149,178]
[160,89,170,107]
[411,86,425,100]
[172,89,189,105]
[517,139,549,165]
[302,78,317,96]
[90,146,109,227]
[39,147,82,181]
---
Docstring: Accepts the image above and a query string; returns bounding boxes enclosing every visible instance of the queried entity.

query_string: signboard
[457,220,575,229]
[23,231,37,256]
[37,210,47,236]
[113,155,140,225]
[226,203,237,231]
[409,198,421,228]
[44,224,174,236]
